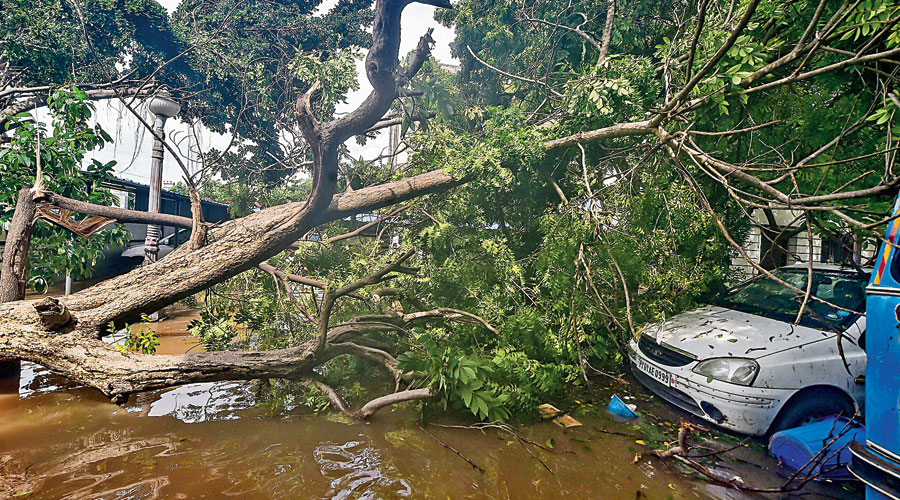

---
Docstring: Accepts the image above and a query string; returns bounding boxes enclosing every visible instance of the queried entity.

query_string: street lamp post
[143,94,181,265]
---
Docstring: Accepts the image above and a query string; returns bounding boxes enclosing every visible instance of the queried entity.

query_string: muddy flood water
[0,297,858,499]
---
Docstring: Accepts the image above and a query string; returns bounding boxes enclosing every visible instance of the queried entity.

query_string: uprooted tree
[0,0,464,416]
[4,0,900,420]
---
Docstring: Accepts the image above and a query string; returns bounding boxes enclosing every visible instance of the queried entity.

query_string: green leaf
[471,395,488,418]
[460,387,473,406]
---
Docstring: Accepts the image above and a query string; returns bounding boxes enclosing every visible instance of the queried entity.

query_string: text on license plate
[637,356,670,386]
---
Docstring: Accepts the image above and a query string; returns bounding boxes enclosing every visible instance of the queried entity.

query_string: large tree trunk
[0,187,36,387]
[0,187,36,303]
[0,169,458,402]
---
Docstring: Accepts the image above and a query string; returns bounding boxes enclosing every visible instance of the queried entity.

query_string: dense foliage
[0,88,128,288]
[2,0,373,185]
[6,0,900,423]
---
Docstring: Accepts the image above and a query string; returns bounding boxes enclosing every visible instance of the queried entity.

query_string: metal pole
[64,242,73,295]
[143,114,167,265]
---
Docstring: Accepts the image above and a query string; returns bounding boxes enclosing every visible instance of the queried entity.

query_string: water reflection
[0,308,851,499]
[315,440,412,500]
[138,381,256,423]
[18,361,255,426]
[0,422,180,500]
[1,362,840,500]
[19,361,74,398]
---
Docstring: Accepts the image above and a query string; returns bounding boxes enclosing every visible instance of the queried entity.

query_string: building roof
[783,262,874,272]
[100,177,230,208]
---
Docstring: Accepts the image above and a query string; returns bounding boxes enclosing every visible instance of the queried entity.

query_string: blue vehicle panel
[851,196,900,499]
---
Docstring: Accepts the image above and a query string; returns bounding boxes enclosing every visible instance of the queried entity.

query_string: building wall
[730,210,877,277]
[786,232,823,265]
[731,225,761,277]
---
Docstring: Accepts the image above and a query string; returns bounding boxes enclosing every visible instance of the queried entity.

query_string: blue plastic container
[607,394,638,418]
[768,416,865,480]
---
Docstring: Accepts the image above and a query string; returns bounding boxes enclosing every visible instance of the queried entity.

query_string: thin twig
[417,424,485,473]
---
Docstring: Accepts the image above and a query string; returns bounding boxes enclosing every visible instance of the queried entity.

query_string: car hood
[647,305,831,360]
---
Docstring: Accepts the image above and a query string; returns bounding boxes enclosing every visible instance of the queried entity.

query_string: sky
[83,0,457,186]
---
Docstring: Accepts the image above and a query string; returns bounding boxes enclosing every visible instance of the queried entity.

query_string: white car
[628,264,869,436]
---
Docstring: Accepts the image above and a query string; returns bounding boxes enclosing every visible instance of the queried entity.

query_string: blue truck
[850,196,900,499]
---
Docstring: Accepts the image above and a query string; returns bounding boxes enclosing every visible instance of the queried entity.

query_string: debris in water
[607,395,638,418]
[768,416,863,480]
[538,403,583,428]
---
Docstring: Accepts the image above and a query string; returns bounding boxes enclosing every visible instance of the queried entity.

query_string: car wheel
[768,388,855,435]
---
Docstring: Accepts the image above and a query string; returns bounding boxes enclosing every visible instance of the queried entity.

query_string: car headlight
[693,358,759,386]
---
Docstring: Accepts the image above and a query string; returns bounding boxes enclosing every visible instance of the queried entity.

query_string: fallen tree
[0,0,462,416]
[5,0,900,421]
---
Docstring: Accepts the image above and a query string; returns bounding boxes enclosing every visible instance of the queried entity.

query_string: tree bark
[0,187,35,391]
[55,168,459,328]
[0,168,460,400]
[38,191,193,229]
[0,188,36,303]
[356,388,433,419]
[542,119,655,150]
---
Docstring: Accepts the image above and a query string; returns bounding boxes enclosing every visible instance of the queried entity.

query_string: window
[759,229,791,269]
[715,269,868,329]
[821,233,855,264]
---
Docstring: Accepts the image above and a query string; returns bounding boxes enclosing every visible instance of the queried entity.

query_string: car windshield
[714,269,868,330]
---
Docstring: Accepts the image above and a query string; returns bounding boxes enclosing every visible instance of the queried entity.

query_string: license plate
[636,355,671,386]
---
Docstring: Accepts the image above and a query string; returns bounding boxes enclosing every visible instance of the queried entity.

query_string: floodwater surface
[0,302,853,499]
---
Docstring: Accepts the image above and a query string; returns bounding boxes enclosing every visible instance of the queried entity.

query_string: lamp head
[148,94,181,118]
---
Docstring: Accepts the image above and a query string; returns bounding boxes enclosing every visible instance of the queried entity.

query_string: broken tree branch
[355,388,433,419]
